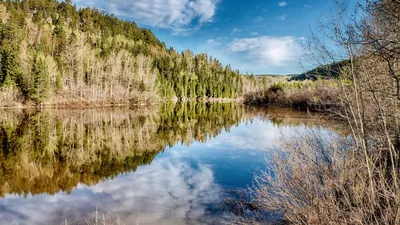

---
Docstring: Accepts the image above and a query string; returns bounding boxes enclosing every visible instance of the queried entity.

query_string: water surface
[0,103,342,225]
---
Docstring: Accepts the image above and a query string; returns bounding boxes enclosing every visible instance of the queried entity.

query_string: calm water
[0,103,341,225]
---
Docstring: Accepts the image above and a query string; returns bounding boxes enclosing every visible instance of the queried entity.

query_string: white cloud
[276,14,288,21]
[226,36,304,66]
[207,118,280,151]
[231,28,242,34]
[250,32,258,36]
[304,4,312,9]
[278,1,287,7]
[72,0,220,34]
[253,16,263,22]
[207,39,221,46]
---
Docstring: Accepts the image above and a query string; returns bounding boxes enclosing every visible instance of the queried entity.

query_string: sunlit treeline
[0,0,243,107]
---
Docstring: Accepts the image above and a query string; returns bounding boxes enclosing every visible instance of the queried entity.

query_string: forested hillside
[0,0,243,107]
[290,60,349,81]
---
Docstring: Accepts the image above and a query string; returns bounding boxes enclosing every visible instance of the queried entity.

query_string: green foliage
[0,22,21,89]
[269,83,283,93]
[28,53,51,103]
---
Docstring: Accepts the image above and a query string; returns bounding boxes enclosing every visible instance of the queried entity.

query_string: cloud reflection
[0,157,223,225]
[204,118,284,151]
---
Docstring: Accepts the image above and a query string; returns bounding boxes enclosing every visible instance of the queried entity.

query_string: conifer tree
[29,53,51,103]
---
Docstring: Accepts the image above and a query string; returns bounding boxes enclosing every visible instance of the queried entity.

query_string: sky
[71,0,355,75]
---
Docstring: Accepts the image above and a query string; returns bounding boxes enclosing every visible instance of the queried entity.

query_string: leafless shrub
[63,209,126,225]
[83,211,124,225]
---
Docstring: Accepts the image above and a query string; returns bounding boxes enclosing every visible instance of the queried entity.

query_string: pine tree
[29,53,51,104]
[0,40,21,89]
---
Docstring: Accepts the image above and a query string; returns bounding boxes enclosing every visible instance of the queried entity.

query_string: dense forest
[0,0,243,107]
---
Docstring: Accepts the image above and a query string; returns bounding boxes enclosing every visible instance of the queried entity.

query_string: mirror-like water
[0,103,343,225]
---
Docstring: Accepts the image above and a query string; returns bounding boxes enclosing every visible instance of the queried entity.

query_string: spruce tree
[29,53,51,104]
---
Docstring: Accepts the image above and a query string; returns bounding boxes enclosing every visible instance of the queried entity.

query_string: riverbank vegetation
[243,80,338,111]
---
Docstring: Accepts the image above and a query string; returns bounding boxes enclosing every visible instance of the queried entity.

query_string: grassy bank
[243,80,339,112]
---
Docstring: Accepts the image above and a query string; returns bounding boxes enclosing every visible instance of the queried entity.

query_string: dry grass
[243,81,338,112]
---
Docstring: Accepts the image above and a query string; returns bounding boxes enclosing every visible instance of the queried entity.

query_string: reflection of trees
[243,106,348,132]
[157,102,244,145]
[0,103,244,197]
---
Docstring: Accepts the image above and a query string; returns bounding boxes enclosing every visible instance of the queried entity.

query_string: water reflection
[0,103,243,197]
[1,157,222,225]
[0,103,344,225]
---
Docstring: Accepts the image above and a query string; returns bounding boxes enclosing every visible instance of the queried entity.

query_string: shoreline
[0,98,245,110]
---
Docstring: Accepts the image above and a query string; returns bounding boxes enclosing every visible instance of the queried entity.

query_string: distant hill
[249,60,349,82]
[254,74,297,77]
[290,60,350,81]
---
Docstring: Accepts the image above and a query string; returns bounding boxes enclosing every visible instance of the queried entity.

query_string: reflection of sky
[0,117,309,225]
[0,158,223,225]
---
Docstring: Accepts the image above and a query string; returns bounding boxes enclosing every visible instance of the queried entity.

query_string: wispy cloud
[278,1,287,7]
[72,0,220,35]
[253,16,264,22]
[250,32,259,36]
[304,4,312,9]
[226,36,304,66]
[232,28,242,34]
[207,39,221,46]
[276,14,288,21]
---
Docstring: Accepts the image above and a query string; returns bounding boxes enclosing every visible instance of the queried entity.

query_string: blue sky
[72,0,353,75]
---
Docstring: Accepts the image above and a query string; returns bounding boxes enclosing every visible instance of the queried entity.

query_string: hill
[0,0,243,107]
[290,60,349,81]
